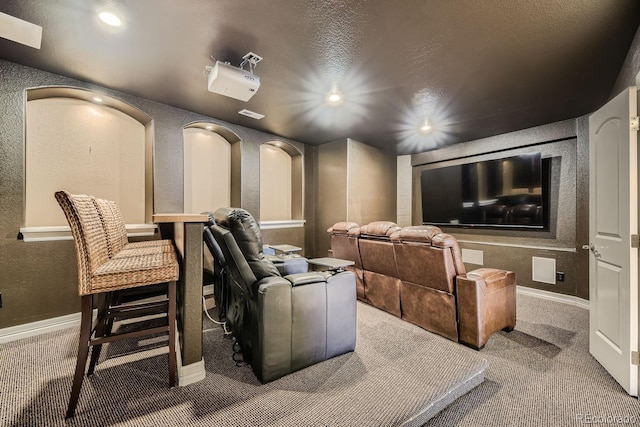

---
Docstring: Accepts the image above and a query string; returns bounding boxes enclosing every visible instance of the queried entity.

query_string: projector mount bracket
[240,52,263,74]
[205,51,263,76]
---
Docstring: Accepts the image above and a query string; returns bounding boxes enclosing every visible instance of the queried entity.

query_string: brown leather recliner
[326,222,365,301]
[358,221,402,316]
[457,268,516,349]
[392,226,516,349]
[391,226,459,341]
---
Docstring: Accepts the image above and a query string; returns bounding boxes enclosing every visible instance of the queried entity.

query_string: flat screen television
[421,153,548,230]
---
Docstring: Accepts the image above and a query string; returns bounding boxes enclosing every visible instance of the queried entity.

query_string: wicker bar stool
[55,191,179,419]
[94,198,173,257]
[87,197,176,375]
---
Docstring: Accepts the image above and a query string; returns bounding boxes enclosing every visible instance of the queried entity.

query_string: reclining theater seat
[391,225,461,341]
[326,222,365,301]
[210,208,357,383]
[392,226,516,349]
[457,268,516,349]
[358,221,402,316]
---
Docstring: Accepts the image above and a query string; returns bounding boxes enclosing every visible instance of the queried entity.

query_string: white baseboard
[1,312,207,387]
[175,326,206,386]
[177,357,206,386]
[516,285,589,310]
[0,311,85,344]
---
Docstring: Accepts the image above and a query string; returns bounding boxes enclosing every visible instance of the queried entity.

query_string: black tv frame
[420,153,550,231]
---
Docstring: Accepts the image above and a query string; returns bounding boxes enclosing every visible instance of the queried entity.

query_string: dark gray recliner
[209,207,357,383]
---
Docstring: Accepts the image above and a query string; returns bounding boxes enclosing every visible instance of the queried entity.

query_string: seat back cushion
[327,222,362,268]
[214,207,280,281]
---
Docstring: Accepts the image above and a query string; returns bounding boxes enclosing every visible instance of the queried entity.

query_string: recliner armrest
[256,276,292,293]
[284,271,330,286]
[456,267,516,350]
[460,267,515,293]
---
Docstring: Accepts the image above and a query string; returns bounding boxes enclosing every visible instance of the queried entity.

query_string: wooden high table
[153,213,209,386]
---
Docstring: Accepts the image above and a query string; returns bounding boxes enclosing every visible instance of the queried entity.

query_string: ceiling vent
[238,109,265,120]
[205,52,262,102]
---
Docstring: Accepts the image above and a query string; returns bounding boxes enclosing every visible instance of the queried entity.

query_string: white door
[588,86,638,396]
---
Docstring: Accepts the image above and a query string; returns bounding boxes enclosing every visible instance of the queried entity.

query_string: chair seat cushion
[113,240,174,258]
[90,251,179,294]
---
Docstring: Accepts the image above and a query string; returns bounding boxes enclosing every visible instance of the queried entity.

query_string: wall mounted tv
[421,153,549,230]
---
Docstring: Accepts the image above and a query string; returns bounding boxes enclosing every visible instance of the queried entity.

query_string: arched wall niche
[182,122,241,214]
[21,86,154,241]
[260,140,303,221]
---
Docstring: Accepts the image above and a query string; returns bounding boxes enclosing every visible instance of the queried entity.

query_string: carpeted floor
[2,294,639,426]
[0,301,485,426]
[425,295,640,426]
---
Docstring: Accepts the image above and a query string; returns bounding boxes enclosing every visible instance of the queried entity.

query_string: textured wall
[0,59,309,328]
[396,155,413,227]
[610,26,640,99]
[315,140,348,257]
[346,139,397,225]
[315,138,397,257]
[259,145,292,220]
[411,119,589,298]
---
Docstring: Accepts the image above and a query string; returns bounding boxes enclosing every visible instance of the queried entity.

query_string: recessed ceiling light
[419,119,432,134]
[205,125,213,130]
[326,91,343,105]
[98,11,123,27]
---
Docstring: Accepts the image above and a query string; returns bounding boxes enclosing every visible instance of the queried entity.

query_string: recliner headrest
[431,233,459,250]
[213,207,280,280]
[359,221,401,239]
[391,225,442,243]
[327,222,360,236]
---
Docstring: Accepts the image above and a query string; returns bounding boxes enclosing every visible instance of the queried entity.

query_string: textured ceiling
[1,0,638,154]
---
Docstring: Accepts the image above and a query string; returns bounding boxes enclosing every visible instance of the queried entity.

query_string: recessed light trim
[419,119,432,134]
[326,91,343,106]
[92,96,103,103]
[98,11,123,27]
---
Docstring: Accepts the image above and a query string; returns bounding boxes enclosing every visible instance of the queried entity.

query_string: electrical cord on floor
[202,296,232,336]
[202,296,245,367]
[232,338,246,367]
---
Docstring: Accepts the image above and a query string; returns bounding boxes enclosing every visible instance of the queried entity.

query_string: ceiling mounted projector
[206,52,262,102]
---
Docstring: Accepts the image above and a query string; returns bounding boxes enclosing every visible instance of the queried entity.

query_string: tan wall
[260,144,292,220]
[315,139,396,257]
[396,155,413,227]
[183,128,230,214]
[0,60,311,329]
[316,141,348,257]
[347,139,396,225]
[25,98,146,226]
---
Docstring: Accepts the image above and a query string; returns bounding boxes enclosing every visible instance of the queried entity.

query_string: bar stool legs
[168,281,177,387]
[65,281,177,418]
[66,295,93,419]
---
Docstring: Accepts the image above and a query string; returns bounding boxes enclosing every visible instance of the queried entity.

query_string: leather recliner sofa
[209,208,357,382]
[326,222,365,300]
[357,221,402,317]
[327,221,516,349]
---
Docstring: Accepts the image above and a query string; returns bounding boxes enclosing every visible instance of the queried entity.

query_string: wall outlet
[556,272,565,282]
